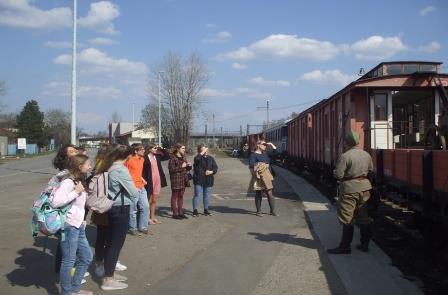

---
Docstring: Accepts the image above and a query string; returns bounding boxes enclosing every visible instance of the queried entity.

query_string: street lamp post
[70,0,77,145]
[158,71,164,146]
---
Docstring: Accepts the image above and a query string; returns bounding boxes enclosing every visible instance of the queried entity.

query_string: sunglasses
[259,142,267,146]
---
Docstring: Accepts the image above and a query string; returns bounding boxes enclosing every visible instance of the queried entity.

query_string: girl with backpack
[51,154,93,295]
[142,144,170,225]
[101,144,139,291]
[168,143,192,219]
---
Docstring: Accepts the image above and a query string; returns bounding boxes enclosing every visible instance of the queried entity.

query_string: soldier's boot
[357,223,373,252]
[327,225,354,254]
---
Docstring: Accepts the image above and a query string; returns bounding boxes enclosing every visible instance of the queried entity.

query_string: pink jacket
[51,178,87,228]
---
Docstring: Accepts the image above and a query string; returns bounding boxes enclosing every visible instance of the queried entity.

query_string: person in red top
[124,143,150,235]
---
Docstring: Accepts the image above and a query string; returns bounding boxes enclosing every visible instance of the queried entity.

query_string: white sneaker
[95,264,105,277]
[101,279,128,291]
[81,279,87,284]
[115,261,127,271]
[84,272,90,278]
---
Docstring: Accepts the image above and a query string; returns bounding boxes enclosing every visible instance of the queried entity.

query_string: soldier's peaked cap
[345,131,359,147]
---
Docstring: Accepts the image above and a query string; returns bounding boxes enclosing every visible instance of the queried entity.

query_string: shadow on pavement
[212,205,255,215]
[247,232,318,249]
[6,236,60,294]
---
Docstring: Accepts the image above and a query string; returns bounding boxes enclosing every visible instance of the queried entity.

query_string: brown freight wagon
[287,61,448,221]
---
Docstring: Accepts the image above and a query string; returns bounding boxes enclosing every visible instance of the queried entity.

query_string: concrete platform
[273,165,423,295]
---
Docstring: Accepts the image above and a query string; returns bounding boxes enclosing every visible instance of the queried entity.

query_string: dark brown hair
[131,143,144,155]
[171,143,185,157]
[197,143,205,154]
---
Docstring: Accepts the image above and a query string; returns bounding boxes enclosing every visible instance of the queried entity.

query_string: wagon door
[370,93,393,149]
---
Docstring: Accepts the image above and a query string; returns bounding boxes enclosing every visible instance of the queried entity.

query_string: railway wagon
[287,61,448,220]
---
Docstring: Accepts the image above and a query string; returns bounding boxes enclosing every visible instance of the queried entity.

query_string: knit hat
[345,131,359,147]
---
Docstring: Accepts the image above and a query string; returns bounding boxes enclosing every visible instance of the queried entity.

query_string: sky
[0,0,447,134]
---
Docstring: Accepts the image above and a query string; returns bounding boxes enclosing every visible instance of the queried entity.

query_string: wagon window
[386,64,402,75]
[374,94,388,121]
[403,64,419,74]
[377,66,384,76]
[420,64,437,72]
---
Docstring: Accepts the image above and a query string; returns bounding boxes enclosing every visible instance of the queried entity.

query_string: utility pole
[205,124,208,145]
[220,127,223,148]
[257,99,270,130]
[158,71,164,146]
[246,124,249,136]
[212,113,215,148]
[132,102,135,131]
[70,0,77,145]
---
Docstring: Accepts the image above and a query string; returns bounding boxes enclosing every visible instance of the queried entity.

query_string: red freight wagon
[287,61,448,220]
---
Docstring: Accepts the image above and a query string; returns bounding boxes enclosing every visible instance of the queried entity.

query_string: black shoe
[357,244,369,252]
[192,209,199,217]
[204,209,212,216]
[179,214,188,219]
[327,246,351,254]
[172,215,181,219]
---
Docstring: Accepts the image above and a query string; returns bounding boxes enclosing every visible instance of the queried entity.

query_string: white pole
[70,0,77,145]
[132,102,135,131]
[266,100,270,129]
[158,71,164,146]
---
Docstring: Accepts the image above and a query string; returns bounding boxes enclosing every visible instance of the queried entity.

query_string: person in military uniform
[327,131,374,254]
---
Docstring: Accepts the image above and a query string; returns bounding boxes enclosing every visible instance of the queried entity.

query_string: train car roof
[288,61,447,124]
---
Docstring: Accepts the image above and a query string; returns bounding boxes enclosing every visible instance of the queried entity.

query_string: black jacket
[142,150,170,194]
[193,154,218,187]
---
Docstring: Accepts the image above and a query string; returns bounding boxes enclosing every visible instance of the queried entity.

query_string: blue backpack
[31,170,72,242]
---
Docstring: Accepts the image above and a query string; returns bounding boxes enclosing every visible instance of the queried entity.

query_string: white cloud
[43,81,122,99]
[231,62,247,70]
[248,77,290,87]
[201,87,271,99]
[88,37,117,45]
[45,41,72,49]
[0,0,71,29]
[418,41,441,53]
[203,31,232,43]
[201,88,235,98]
[420,6,436,16]
[54,48,148,76]
[78,1,120,35]
[350,35,407,60]
[220,34,409,62]
[205,23,217,29]
[299,70,356,86]
[221,34,340,61]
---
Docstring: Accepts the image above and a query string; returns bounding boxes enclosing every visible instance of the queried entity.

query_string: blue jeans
[129,188,149,231]
[59,223,93,295]
[193,185,213,210]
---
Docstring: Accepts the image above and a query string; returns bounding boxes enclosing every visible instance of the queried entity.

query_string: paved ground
[0,152,344,295]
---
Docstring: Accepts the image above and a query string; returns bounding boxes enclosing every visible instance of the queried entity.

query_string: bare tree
[44,109,71,146]
[140,103,172,145]
[146,52,209,145]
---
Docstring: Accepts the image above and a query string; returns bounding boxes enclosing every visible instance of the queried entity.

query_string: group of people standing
[49,142,218,295]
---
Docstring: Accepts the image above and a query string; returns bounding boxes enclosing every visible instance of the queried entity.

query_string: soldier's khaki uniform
[334,147,373,225]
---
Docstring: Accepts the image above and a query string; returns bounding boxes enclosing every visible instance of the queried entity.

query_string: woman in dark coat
[168,143,192,219]
[142,144,170,225]
[192,144,218,217]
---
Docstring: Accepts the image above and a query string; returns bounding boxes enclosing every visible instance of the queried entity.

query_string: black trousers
[104,205,130,277]
[95,225,110,263]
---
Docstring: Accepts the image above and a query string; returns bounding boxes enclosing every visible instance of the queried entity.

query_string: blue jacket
[108,162,139,206]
